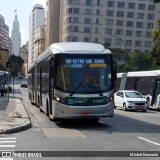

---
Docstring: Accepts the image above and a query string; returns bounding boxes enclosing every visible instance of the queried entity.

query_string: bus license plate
[81,112,91,116]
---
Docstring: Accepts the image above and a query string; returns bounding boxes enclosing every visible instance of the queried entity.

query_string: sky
[0,0,46,46]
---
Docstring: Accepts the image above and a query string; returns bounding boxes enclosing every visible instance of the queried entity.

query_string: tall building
[28,4,45,68]
[46,0,160,54]
[11,14,21,56]
[0,14,9,50]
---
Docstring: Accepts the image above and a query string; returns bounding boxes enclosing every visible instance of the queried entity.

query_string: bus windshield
[55,54,113,94]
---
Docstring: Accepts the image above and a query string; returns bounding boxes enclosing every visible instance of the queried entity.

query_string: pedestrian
[0,83,5,97]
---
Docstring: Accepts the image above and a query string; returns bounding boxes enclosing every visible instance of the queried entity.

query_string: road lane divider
[138,136,160,146]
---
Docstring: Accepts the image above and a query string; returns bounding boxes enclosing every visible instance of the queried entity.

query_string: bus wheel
[38,97,42,112]
[123,103,127,111]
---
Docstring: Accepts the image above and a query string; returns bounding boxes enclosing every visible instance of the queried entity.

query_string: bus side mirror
[49,57,55,78]
[113,60,117,81]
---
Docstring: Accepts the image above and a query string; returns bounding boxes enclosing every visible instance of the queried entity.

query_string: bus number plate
[81,112,91,116]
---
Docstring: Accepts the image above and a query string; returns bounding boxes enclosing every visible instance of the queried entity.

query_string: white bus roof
[50,42,111,54]
[36,42,111,63]
[117,70,160,77]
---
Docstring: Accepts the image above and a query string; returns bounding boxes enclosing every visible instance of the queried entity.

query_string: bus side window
[49,57,55,78]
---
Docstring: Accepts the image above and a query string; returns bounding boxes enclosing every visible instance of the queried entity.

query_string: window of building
[106,19,113,26]
[84,37,90,42]
[138,4,145,10]
[146,31,151,38]
[73,17,79,23]
[136,22,143,28]
[148,5,155,11]
[117,2,125,8]
[84,27,90,33]
[125,40,132,46]
[106,10,114,16]
[126,49,131,53]
[136,31,143,37]
[116,20,123,26]
[95,27,99,33]
[126,30,133,36]
[145,41,152,47]
[85,18,91,24]
[74,8,79,14]
[126,21,133,27]
[135,41,142,47]
[96,18,99,24]
[96,9,100,15]
[97,0,100,6]
[137,13,144,19]
[107,1,114,7]
[134,49,141,53]
[144,50,150,54]
[147,14,154,20]
[115,39,122,45]
[69,0,80,4]
[95,37,98,43]
[128,3,135,9]
[117,11,124,17]
[86,0,92,5]
[127,12,134,18]
[73,26,78,32]
[105,28,112,35]
[115,29,123,36]
[147,23,154,29]
[85,9,91,15]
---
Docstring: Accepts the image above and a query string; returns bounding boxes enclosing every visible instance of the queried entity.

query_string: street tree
[8,55,24,76]
[0,63,6,71]
[151,19,160,67]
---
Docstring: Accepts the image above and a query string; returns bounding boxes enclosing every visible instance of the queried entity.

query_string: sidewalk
[0,95,31,134]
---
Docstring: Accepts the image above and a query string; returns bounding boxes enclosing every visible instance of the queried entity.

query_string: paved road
[1,81,160,160]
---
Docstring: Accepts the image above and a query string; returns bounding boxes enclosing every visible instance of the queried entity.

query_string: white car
[114,90,149,112]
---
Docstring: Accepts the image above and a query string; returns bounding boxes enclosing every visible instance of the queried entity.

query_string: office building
[28,4,45,68]
[46,0,160,54]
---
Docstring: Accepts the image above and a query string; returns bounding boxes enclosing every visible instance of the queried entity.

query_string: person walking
[0,83,5,97]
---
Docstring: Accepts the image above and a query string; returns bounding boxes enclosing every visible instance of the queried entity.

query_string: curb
[0,119,31,134]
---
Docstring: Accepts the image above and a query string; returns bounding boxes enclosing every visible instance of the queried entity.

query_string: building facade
[28,4,45,68]
[0,14,9,50]
[11,14,21,56]
[19,42,28,77]
[46,0,160,54]
[34,25,45,58]
[0,49,9,69]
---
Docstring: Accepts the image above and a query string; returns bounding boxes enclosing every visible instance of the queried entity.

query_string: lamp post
[111,35,127,72]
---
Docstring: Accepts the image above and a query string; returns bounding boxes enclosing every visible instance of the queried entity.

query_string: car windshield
[54,54,114,94]
[125,92,143,98]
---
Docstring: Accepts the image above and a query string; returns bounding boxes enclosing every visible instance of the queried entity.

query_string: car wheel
[123,103,127,111]
[142,109,147,112]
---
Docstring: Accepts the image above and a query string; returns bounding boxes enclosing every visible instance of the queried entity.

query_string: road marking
[0,138,16,140]
[0,145,15,148]
[138,136,160,146]
[0,141,16,143]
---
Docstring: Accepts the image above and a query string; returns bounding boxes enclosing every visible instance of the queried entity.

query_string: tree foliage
[8,55,24,76]
[154,0,160,3]
[151,19,160,67]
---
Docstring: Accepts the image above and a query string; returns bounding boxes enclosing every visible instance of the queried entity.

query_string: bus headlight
[107,95,114,103]
[54,96,66,104]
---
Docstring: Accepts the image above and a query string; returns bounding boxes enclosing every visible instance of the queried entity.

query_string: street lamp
[111,35,127,72]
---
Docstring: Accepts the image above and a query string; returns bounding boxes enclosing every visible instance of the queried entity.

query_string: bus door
[151,79,160,107]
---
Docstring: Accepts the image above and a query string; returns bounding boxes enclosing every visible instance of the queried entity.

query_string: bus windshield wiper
[90,85,103,96]
[69,81,83,96]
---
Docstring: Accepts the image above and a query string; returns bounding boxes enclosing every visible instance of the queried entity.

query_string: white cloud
[20,29,29,46]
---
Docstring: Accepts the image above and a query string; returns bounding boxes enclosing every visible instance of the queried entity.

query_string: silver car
[114,90,149,112]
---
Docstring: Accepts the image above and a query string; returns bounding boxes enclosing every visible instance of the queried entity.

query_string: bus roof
[117,70,160,77]
[36,42,111,63]
[50,42,111,54]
